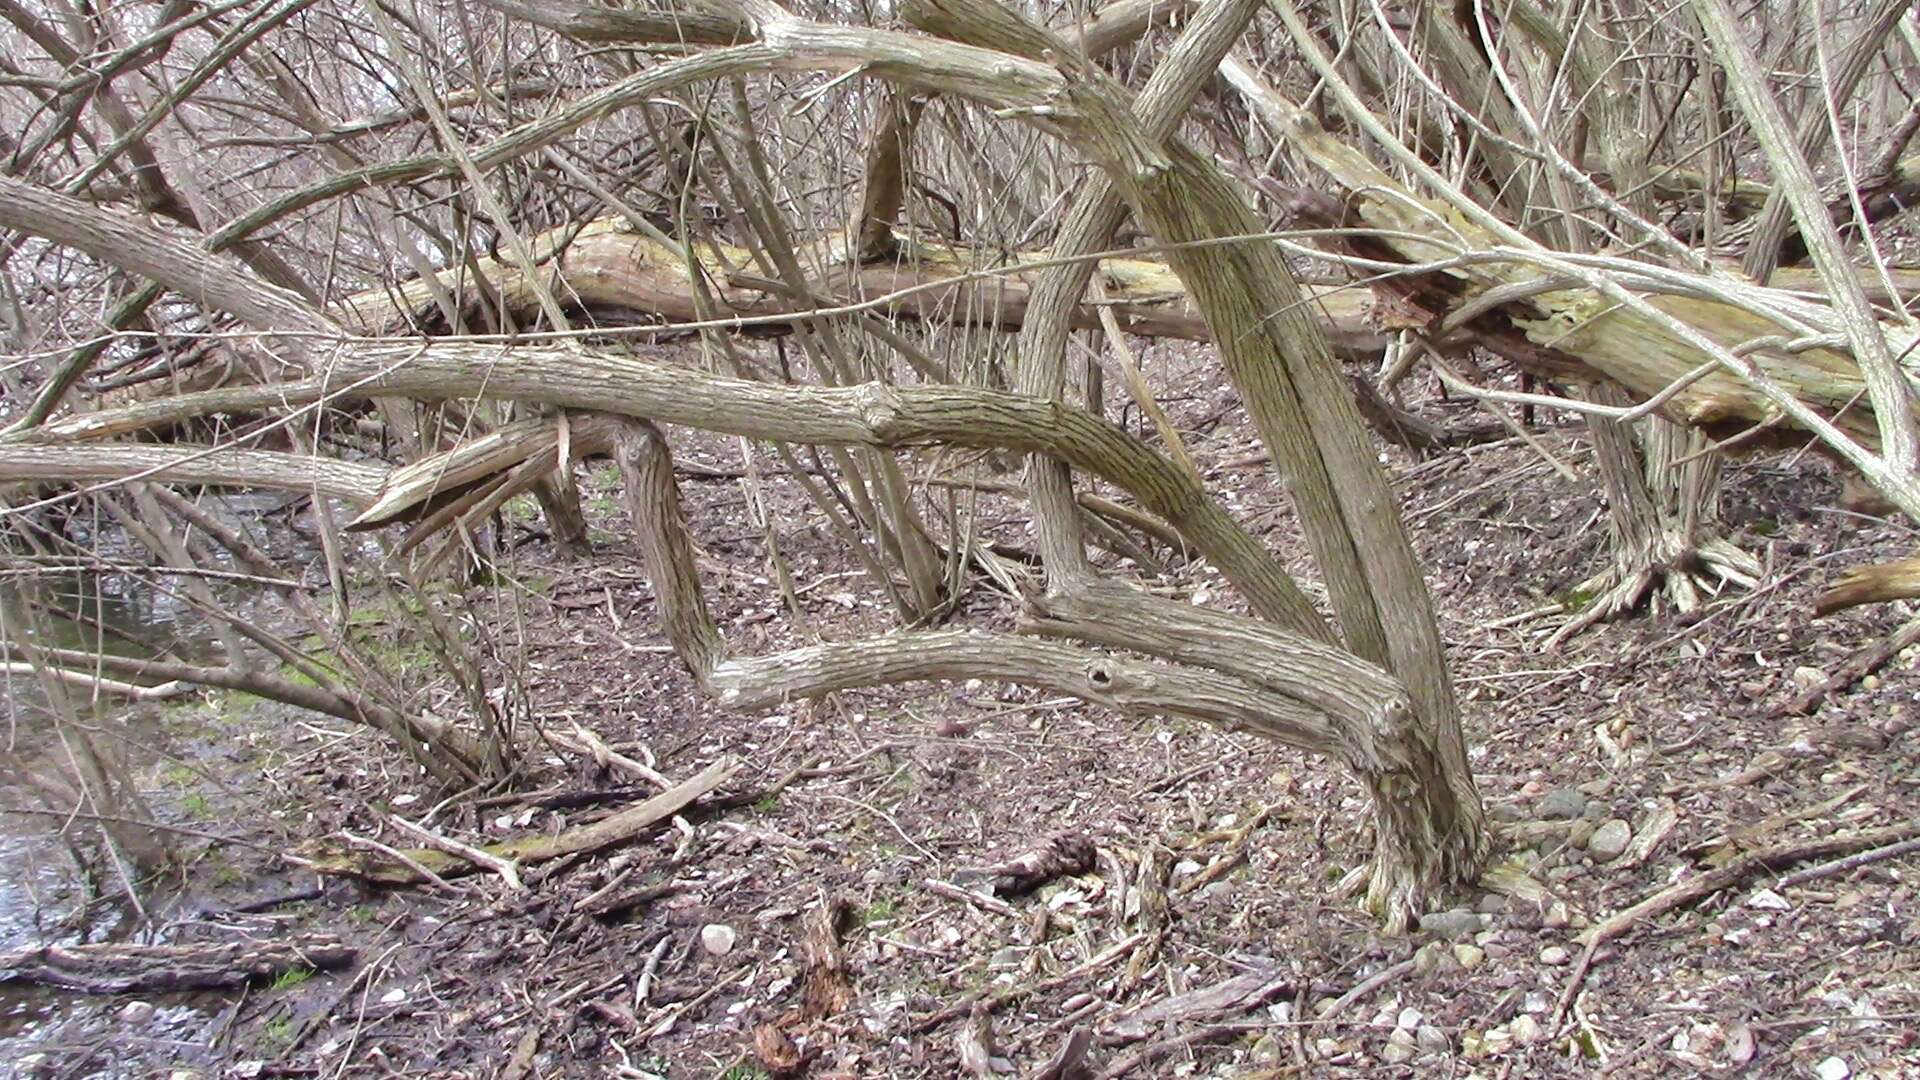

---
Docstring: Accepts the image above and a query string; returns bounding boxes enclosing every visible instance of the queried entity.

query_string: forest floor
[3,350,1918,1079]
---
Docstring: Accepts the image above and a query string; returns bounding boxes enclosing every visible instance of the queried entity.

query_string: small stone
[120,1001,156,1024]
[1538,788,1587,820]
[1416,1024,1451,1054]
[1314,1037,1342,1058]
[1862,675,1882,691]
[379,987,407,1005]
[1509,1015,1542,1043]
[1396,1007,1423,1029]
[700,923,738,956]
[1725,1022,1756,1065]
[1476,893,1507,914]
[1249,1034,1283,1065]
[1543,901,1573,930]
[1382,1027,1418,1063]
[1815,1056,1851,1080]
[1412,941,1444,976]
[1539,946,1570,965]
[1791,666,1827,691]
[1568,819,1596,850]
[1420,909,1484,940]
[1747,888,1791,911]
[1452,944,1486,970]
[1587,819,1632,863]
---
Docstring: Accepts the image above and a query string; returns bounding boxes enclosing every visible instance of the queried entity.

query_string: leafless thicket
[0,0,1916,927]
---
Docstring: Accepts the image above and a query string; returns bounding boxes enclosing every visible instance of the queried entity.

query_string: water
[0,584,223,1077]
[0,495,323,1076]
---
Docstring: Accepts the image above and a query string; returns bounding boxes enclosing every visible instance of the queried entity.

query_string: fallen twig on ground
[1553,821,1920,1029]
[1313,957,1416,1024]
[925,877,1020,917]
[910,932,1148,1033]
[387,813,524,889]
[1777,835,1920,887]
[1101,963,1298,1045]
[1780,612,1920,715]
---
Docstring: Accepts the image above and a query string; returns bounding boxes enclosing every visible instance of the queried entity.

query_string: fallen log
[333,218,1391,360]
[298,757,737,886]
[0,935,355,994]
[1813,555,1920,616]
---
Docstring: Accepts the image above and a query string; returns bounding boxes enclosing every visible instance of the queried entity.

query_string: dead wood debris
[753,1021,808,1076]
[300,757,737,885]
[1098,1021,1269,1078]
[926,877,1021,917]
[910,931,1150,1034]
[1780,611,1920,714]
[1100,963,1299,1045]
[0,935,355,994]
[1027,1027,1095,1080]
[958,1001,1014,1076]
[499,1028,540,1080]
[953,831,1097,896]
[800,895,856,1021]
[1552,821,1920,1028]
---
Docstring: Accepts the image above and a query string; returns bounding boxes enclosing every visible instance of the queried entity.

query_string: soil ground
[3,353,1917,1079]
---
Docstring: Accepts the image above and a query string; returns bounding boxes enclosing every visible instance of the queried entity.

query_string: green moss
[504,495,540,522]
[1555,585,1598,613]
[215,691,265,723]
[261,1015,294,1047]
[267,967,313,993]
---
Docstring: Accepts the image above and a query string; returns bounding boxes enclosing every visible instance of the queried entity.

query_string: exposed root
[1544,535,1760,649]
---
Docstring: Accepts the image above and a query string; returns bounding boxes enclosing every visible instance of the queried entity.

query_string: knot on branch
[850,380,908,440]
[1080,657,1153,700]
